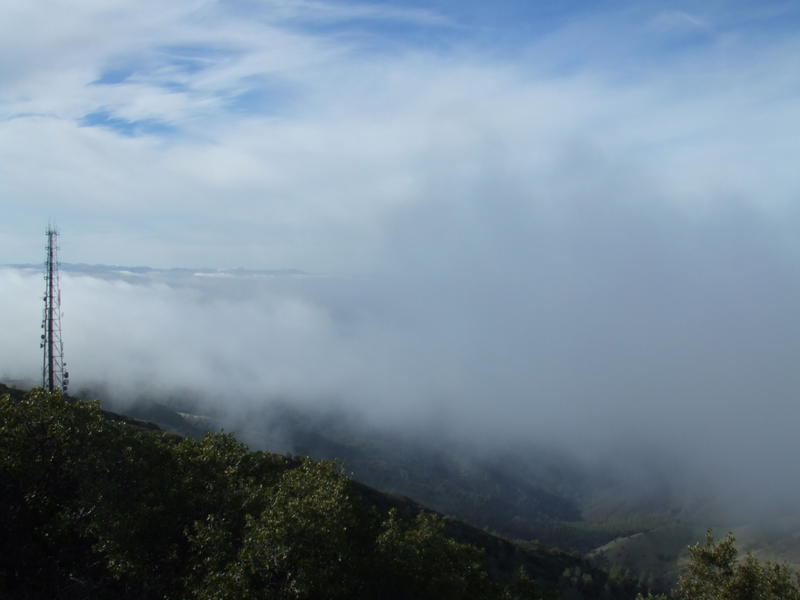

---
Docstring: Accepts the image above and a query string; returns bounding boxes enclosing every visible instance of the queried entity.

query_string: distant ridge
[3,263,307,277]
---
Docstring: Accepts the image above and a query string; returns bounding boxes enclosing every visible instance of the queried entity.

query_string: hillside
[77,388,698,590]
[0,385,649,600]
[92,393,618,543]
[78,388,800,593]
[94,394,684,535]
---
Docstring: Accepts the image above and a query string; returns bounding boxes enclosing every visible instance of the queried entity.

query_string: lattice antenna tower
[41,226,69,393]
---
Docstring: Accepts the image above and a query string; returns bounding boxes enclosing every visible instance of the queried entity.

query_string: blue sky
[1,0,799,270]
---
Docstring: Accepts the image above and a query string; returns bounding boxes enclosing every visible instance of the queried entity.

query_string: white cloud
[650,10,707,31]
[253,0,452,27]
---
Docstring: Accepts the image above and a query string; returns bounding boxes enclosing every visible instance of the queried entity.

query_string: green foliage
[0,388,134,597]
[503,566,560,600]
[376,508,494,600]
[674,530,800,600]
[1,390,567,600]
[634,530,800,600]
[190,459,370,600]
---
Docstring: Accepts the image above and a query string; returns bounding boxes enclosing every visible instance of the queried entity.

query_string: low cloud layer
[4,188,800,513]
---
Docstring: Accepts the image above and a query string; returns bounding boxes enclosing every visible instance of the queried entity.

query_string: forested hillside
[0,387,643,600]
[103,394,673,550]
[78,387,800,594]
[100,391,701,587]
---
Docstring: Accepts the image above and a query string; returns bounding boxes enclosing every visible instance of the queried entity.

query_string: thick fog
[4,189,800,512]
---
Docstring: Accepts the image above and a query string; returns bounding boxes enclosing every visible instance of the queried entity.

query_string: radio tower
[41,226,69,393]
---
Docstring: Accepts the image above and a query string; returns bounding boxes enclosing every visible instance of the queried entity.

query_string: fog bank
[3,193,800,512]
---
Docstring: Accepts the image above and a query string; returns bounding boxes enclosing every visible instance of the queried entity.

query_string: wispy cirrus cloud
[2,1,800,269]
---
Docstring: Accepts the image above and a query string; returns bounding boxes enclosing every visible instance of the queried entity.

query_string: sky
[2,0,800,270]
[3,0,800,511]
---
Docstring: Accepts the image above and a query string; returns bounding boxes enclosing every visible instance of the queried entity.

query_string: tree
[675,530,800,600]
[192,459,371,600]
[376,508,495,600]
[636,530,800,600]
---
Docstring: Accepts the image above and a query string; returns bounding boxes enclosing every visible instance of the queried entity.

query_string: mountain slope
[0,385,648,599]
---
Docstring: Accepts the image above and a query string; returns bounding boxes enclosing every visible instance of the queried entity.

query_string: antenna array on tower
[41,227,69,393]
